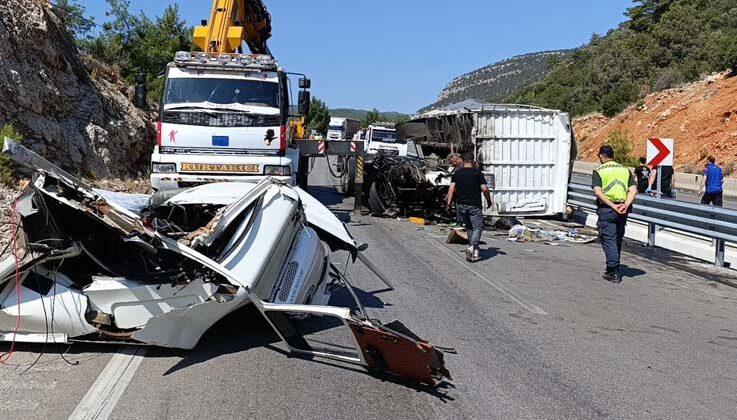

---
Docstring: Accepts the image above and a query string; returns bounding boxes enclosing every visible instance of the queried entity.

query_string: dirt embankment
[573,72,737,174]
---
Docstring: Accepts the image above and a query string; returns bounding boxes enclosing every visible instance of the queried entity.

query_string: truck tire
[368,181,387,214]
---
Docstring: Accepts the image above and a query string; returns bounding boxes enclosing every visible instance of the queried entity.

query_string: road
[571,173,737,210]
[1,161,737,419]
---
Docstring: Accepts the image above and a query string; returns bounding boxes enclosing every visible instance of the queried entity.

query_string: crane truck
[149,0,312,191]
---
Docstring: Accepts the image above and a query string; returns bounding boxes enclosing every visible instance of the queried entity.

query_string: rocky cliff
[0,0,153,178]
[419,50,571,113]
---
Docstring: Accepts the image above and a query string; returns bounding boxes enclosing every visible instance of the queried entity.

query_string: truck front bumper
[151,173,296,192]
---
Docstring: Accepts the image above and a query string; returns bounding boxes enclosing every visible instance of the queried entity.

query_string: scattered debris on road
[507,224,595,244]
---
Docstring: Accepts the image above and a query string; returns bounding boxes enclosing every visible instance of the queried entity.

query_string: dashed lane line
[425,236,549,316]
[68,346,147,420]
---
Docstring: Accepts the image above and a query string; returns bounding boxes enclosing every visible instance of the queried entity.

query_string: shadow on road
[620,264,647,278]
[479,247,506,262]
[306,186,345,207]
[264,343,457,402]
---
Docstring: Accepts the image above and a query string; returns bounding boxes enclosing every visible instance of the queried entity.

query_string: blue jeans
[597,207,628,271]
[457,204,484,250]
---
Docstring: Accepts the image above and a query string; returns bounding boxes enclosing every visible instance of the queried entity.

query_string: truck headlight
[152,163,176,173]
[263,165,291,176]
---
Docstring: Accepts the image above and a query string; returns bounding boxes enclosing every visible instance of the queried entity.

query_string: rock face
[419,50,571,113]
[0,0,153,178]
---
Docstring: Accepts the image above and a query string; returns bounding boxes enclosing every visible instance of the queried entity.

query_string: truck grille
[163,111,280,128]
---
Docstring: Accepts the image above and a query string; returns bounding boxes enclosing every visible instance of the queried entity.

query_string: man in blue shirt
[700,156,724,207]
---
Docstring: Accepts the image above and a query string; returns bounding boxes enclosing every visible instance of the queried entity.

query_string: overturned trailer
[0,140,450,386]
[400,104,578,217]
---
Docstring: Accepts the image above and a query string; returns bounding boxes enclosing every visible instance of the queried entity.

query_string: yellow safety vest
[596,161,630,202]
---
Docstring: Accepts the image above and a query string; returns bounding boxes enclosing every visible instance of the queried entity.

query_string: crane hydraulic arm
[193,0,272,55]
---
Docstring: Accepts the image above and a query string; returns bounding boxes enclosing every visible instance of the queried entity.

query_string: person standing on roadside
[647,165,675,198]
[700,156,724,207]
[592,146,638,283]
[447,152,492,263]
[634,157,651,194]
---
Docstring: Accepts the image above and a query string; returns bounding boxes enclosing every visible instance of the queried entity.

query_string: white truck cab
[150,52,308,191]
[364,124,404,156]
[327,117,361,141]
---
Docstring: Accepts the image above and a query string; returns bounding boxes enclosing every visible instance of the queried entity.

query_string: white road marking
[425,237,549,315]
[68,346,147,420]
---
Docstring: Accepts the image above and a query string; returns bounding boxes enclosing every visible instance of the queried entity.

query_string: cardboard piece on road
[647,137,674,167]
[447,228,469,244]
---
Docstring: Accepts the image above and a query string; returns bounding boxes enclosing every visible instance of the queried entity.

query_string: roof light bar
[173,51,278,68]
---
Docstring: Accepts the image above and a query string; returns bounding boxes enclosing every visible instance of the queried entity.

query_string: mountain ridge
[419,50,572,113]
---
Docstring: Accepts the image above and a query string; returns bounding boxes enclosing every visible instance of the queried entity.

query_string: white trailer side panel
[475,107,572,217]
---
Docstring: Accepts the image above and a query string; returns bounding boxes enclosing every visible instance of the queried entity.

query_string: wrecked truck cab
[0,141,355,349]
[0,140,451,386]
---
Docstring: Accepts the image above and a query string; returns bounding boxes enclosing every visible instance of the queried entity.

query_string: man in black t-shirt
[634,157,651,194]
[447,152,492,262]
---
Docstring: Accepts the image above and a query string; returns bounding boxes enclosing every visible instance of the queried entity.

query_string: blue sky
[78,0,633,113]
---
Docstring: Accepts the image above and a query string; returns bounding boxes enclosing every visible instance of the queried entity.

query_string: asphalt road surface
[571,173,736,210]
[1,161,736,420]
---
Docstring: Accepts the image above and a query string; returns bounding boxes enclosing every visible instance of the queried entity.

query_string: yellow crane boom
[193,0,272,55]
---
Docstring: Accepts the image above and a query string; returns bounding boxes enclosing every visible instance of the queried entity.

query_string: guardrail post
[353,155,364,216]
[647,222,657,248]
[715,239,726,267]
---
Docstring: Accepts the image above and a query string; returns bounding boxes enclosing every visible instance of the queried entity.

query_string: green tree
[606,128,638,167]
[80,1,192,101]
[306,98,330,136]
[363,108,381,127]
[52,0,95,39]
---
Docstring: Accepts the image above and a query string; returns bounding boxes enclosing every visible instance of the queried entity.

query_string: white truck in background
[327,117,361,141]
[362,124,403,156]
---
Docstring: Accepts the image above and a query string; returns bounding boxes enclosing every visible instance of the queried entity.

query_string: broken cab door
[251,298,451,386]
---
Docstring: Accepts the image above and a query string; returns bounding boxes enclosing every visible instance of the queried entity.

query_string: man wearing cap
[592,145,638,283]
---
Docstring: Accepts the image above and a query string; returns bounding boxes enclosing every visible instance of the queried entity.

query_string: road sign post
[647,138,674,198]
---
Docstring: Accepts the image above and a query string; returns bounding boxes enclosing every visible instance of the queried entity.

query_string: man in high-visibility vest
[592,145,638,283]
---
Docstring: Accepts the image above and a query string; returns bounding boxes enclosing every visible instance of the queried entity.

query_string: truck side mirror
[134,73,148,110]
[298,91,311,116]
[299,78,311,89]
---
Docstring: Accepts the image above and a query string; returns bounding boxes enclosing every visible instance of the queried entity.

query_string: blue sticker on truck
[212,136,229,147]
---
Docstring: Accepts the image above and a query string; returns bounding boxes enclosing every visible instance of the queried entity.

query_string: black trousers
[597,207,628,271]
[701,192,723,207]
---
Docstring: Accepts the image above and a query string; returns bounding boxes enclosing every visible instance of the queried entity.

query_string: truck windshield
[328,126,343,131]
[165,78,280,108]
[372,130,397,143]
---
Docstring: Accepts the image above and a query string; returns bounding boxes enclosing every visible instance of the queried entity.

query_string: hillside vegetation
[420,51,571,113]
[513,0,737,117]
[330,109,409,123]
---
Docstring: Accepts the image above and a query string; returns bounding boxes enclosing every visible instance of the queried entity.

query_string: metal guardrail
[568,183,733,267]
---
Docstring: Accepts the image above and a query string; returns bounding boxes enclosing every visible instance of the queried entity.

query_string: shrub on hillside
[0,125,22,185]
[606,128,638,168]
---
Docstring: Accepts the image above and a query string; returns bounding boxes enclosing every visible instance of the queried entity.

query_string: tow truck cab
[150,52,310,192]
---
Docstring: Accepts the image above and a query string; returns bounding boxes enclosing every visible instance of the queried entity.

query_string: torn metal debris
[0,139,451,386]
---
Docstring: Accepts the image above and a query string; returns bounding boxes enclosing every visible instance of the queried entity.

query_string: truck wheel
[368,181,387,214]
